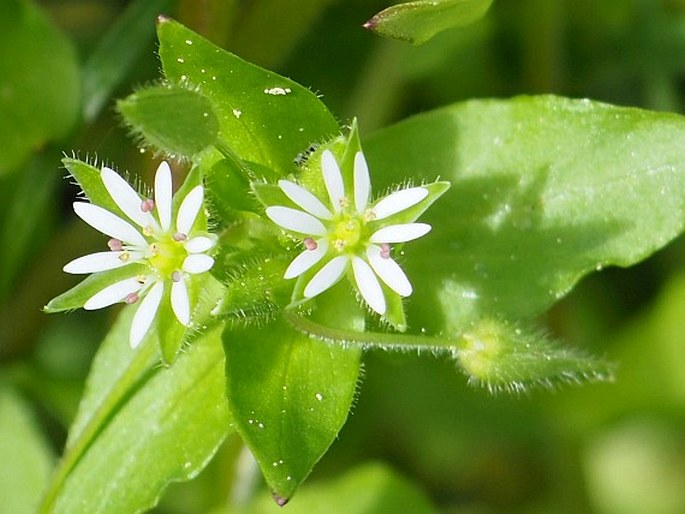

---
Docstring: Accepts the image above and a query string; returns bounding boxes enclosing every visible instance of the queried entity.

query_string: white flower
[63,161,216,348]
[265,149,431,316]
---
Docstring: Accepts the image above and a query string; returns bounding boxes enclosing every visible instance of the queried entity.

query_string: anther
[334,239,345,251]
[173,232,187,242]
[172,271,182,283]
[136,275,146,284]
[125,292,139,304]
[364,210,376,222]
[303,237,318,251]
[339,197,350,209]
[380,243,391,259]
[118,251,130,262]
[150,243,159,256]
[108,238,123,251]
[141,198,155,213]
[143,225,154,237]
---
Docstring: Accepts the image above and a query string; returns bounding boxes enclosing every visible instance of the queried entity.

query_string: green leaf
[157,18,340,175]
[117,84,220,158]
[0,0,80,173]
[224,286,363,502]
[0,384,54,514]
[39,307,232,514]
[239,462,439,514]
[364,0,494,45]
[81,0,176,122]
[364,96,685,332]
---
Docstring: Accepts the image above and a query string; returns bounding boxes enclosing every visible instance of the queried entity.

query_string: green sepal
[117,84,219,159]
[206,158,261,221]
[44,263,148,313]
[63,158,120,216]
[455,318,615,393]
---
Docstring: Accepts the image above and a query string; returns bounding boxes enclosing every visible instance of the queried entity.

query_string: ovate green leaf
[365,0,494,45]
[117,85,220,158]
[157,18,340,175]
[365,96,685,332]
[224,286,363,502]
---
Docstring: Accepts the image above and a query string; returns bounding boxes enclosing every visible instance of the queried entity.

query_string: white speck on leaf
[264,87,292,96]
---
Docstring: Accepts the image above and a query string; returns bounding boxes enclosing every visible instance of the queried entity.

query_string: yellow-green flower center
[148,235,187,279]
[332,216,363,252]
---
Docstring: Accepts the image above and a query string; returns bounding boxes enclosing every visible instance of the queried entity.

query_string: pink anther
[125,292,139,304]
[173,232,187,242]
[172,271,182,283]
[108,238,123,251]
[303,237,318,251]
[380,243,391,259]
[140,198,155,213]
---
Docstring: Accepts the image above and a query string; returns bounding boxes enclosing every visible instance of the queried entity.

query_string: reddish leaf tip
[363,17,378,30]
[273,493,289,507]
[157,14,171,24]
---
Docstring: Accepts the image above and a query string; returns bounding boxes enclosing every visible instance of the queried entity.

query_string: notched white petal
[304,255,347,298]
[155,161,173,231]
[372,187,429,220]
[84,277,142,310]
[266,206,327,236]
[183,254,214,274]
[354,151,371,214]
[129,281,163,348]
[63,251,143,274]
[284,239,328,279]
[370,223,431,243]
[176,185,204,235]
[278,180,333,220]
[73,202,147,247]
[185,235,215,253]
[351,256,385,315]
[367,246,412,297]
[101,166,154,228]
[321,150,345,213]
[171,279,190,326]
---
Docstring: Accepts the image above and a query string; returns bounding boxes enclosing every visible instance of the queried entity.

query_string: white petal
[129,281,163,348]
[370,223,431,243]
[372,187,429,220]
[84,277,142,310]
[176,185,204,235]
[101,167,155,228]
[354,151,370,214]
[63,251,143,274]
[284,239,329,279]
[266,206,327,236]
[171,279,190,326]
[367,246,412,296]
[321,150,345,213]
[73,202,147,247]
[351,256,386,315]
[155,161,173,231]
[278,180,332,220]
[185,236,215,253]
[183,254,214,274]
[304,255,347,298]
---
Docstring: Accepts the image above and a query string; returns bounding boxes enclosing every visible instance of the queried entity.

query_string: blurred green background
[2,1,685,513]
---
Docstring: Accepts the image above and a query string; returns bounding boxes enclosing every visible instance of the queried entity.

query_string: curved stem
[283,310,459,353]
[38,340,159,513]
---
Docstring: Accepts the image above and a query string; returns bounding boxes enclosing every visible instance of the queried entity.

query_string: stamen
[141,198,155,213]
[364,210,376,222]
[334,239,345,251]
[380,243,391,259]
[143,225,154,237]
[118,251,130,262]
[339,196,350,209]
[303,237,318,251]
[108,238,123,251]
[136,275,146,284]
[172,271,182,282]
[173,232,187,242]
[150,243,159,256]
[125,292,139,304]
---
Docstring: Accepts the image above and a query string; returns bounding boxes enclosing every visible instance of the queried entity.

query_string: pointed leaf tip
[273,493,289,506]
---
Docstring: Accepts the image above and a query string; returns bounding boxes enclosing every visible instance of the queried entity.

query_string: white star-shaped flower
[265,149,431,316]
[63,161,216,348]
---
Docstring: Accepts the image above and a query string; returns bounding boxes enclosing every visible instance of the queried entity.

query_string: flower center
[147,234,187,279]
[332,216,362,252]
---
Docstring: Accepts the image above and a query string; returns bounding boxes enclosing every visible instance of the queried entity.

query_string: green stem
[37,341,159,513]
[283,310,460,353]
